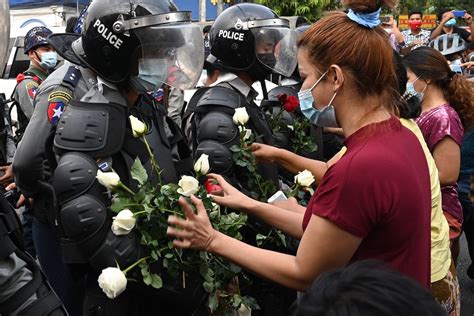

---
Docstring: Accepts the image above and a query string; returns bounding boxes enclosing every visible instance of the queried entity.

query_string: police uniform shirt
[13,61,96,196]
[13,66,48,121]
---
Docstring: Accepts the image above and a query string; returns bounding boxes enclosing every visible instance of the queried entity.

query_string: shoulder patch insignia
[47,90,72,126]
[47,101,65,126]
[25,81,39,100]
[48,91,72,103]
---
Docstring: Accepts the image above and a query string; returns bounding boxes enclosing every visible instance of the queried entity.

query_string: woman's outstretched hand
[206,173,255,211]
[250,143,279,163]
[167,195,217,251]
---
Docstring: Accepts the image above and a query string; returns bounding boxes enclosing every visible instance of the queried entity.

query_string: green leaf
[275,230,288,248]
[143,273,152,286]
[208,293,219,312]
[232,294,242,308]
[236,160,248,167]
[150,273,163,289]
[203,281,215,293]
[229,263,241,274]
[256,234,267,247]
[111,197,137,213]
[131,157,148,185]
[242,296,259,310]
[229,145,241,153]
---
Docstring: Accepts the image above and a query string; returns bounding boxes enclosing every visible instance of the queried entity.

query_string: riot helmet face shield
[132,22,204,90]
[68,0,204,84]
[252,26,297,77]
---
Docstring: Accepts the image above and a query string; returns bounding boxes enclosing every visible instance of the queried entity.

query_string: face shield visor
[115,11,204,91]
[248,20,297,77]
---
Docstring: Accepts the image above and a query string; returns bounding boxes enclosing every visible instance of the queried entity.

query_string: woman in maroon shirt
[404,47,474,263]
[167,0,432,290]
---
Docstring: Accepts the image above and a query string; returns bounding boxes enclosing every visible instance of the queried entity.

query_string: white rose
[243,128,252,141]
[294,169,315,187]
[232,107,249,125]
[177,175,199,197]
[96,170,120,190]
[97,267,128,299]
[194,153,210,175]
[111,209,136,236]
[129,115,147,137]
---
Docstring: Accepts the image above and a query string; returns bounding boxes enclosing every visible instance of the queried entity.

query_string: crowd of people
[0,0,473,315]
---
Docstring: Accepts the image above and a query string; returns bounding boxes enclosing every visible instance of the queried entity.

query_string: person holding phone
[381,15,404,52]
[430,8,472,42]
[401,10,431,54]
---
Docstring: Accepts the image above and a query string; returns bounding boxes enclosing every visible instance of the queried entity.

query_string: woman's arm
[251,143,329,184]
[432,137,461,186]
[167,196,362,291]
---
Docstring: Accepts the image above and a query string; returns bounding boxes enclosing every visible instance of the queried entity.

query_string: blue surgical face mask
[405,76,428,102]
[298,70,328,125]
[445,18,456,27]
[130,58,168,93]
[298,70,340,128]
[38,51,57,69]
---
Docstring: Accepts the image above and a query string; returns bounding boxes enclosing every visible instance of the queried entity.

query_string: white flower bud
[177,175,199,197]
[243,128,252,141]
[194,153,210,175]
[111,209,136,236]
[129,115,147,137]
[96,170,120,190]
[294,169,315,187]
[232,107,249,125]
[98,267,127,299]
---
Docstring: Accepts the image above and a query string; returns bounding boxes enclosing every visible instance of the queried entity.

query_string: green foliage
[291,116,318,155]
[252,0,341,21]
[106,135,255,313]
[250,0,474,21]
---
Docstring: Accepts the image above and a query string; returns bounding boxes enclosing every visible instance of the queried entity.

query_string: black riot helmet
[51,0,204,89]
[208,3,297,81]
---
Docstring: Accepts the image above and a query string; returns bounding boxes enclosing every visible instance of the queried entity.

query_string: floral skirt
[430,263,460,316]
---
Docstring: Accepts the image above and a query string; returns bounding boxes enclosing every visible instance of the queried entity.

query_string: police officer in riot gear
[183,3,298,315]
[13,0,205,314]
[184,3,297,184]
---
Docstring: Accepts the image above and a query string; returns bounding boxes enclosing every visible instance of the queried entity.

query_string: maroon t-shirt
[302,117,431,288]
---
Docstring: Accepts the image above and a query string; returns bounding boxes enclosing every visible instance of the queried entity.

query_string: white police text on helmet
[218,30,244,41]
[93,19,123,49]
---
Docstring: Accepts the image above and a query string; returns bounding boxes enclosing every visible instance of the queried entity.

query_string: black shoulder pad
[186,86,244,115]
[198,86,242,109]
[53,100,127,158]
